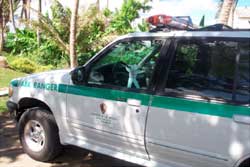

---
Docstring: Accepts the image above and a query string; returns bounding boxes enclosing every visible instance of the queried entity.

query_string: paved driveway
[0,113,142,167]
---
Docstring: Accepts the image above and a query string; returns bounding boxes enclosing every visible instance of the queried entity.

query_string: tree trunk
[69,0,79,68]
[0,0,4,52]
[96,0,100,10]
[21,0,28,19]
[217,0,234,25]
[37,0,41,45]
[9,0,17,32]
[26,0,30,20]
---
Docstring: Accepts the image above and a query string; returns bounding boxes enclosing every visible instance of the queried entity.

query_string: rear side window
[235,42,250,104]
[165,39,250,105]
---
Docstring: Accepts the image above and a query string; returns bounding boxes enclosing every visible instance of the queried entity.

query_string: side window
[235,42,250,104]
[165,39,249,105]
[88,39,163,90]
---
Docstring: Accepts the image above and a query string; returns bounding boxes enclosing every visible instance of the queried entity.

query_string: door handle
[116,97,126,102]
[127,99,141,107]
[233,115,250,125]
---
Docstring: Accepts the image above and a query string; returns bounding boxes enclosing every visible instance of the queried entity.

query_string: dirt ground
[0,113,142,167]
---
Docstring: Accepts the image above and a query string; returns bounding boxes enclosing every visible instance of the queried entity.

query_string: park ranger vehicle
[6,19,250,167]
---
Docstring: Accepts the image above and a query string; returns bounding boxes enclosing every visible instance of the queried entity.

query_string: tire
[18,107,62,162]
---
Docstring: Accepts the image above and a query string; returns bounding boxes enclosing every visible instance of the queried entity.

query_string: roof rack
[190,24,250,31]
[190,24,233,31]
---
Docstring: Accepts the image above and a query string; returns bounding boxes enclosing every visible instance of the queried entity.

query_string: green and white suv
[7,26,250,167]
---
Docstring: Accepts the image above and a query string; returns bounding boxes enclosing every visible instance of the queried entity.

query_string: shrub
[36,40,68,67]
[5,28,68,67]
[5,29,38,54]
[9,57,37,73]
[9,57,54,74]
[35,65,54,73]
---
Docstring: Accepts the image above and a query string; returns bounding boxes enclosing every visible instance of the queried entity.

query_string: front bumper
[6,101,18,119]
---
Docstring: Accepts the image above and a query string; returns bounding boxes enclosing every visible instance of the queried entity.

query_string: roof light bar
[147,14,195,31]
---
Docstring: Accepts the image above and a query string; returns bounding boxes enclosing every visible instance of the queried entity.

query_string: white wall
[232,7,250,28]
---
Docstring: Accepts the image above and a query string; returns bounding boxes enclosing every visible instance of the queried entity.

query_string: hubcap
[24,120,45,152]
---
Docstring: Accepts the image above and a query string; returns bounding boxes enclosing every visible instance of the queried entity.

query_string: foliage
[3,0,152,68]
[28,7,69,54]
[1,0,20,31]
[138,19,149,32]
[50,0,71,43]
[77,53,92,65]
[76,4,107,59]
[9,57,53,73]
[100,41,159,65]
[103,8,112,17]
[35,64,54,73]
[107,0,151,34]
[76,1,151,65]
[5,28,67,67]
[0,67,26,88]
[36,40,69,67]
[177,45,199,75]
[9,57,37,73]
[29,0,151,66]
[5,29,37,54]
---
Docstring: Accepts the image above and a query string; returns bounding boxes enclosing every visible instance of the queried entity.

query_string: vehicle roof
[119,31,250,39]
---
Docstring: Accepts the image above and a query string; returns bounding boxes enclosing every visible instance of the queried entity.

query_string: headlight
[8,86,13,97]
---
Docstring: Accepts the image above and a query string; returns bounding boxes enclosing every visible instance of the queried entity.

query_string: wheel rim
[24,120,45,152]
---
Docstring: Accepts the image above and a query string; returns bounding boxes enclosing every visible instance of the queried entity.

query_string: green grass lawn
[0,68,26,88]
[0,96,8,113]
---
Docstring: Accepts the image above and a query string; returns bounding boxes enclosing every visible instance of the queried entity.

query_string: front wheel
[18,108,62,162]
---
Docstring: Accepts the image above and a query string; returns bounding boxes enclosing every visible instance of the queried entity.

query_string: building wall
[232,7,250,28]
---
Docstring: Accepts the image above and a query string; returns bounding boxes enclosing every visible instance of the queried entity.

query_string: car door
[146,37,250,167]
[66,37,166,160]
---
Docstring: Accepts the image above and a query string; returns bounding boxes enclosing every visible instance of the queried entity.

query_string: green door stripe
[11,80,250,118]
[152,95,250,118]
[59,84,250,118]
[58,84,151,106]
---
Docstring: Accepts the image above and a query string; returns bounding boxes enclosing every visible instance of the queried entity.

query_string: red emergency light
[147,15,172,26]
[147,14,195,30]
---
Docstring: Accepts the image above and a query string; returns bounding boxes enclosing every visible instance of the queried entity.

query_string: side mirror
[71,67,85,84]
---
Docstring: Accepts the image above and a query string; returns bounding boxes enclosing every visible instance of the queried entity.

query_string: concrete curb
[0,89,8,97]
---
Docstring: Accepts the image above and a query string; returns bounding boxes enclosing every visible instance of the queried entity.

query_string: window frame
[81,36,170,94]
[156,36,250,106]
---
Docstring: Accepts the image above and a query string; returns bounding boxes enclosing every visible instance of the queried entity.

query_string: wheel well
[239,158,250,167]
[17,98,52,121]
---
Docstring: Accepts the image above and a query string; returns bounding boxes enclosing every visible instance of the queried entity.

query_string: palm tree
[69,0,79,68]
[217,0,237,25]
